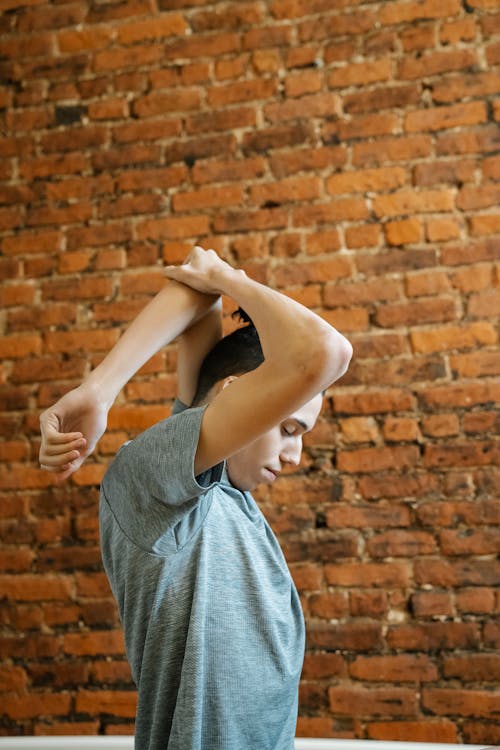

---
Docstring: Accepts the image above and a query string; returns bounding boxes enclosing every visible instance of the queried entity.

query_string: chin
[227,465,252,492]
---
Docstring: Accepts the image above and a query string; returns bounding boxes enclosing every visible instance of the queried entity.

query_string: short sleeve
[103,404,224,509]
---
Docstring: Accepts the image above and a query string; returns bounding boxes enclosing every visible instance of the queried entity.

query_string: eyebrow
[292,418,310,433]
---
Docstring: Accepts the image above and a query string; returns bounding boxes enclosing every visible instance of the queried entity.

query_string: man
[40,247,352,750]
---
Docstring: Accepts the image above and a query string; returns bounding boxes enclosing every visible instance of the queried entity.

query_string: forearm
[85,281,218,407]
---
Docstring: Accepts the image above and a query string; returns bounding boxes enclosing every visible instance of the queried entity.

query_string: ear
[221,375,239,391]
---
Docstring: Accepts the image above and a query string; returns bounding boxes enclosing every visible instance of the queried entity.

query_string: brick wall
[1,0,499,742]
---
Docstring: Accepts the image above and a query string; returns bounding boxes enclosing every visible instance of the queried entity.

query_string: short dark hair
[191,308,264,406]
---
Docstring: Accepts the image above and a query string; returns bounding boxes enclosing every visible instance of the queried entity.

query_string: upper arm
[176,298,222,407]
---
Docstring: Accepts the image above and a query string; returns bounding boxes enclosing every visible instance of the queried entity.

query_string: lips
[265,467,280,480]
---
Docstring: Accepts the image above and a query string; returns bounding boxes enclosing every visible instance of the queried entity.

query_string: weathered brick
[1,1,500,737]
[411,322,497,354]
[422,688,500,718]
[350,654,438,682]
[75,690,137,718]
[329,685,418,717]
[367,720,458,743]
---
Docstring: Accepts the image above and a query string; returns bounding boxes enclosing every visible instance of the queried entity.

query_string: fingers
[42,436,86,457]
[40,437,87,471]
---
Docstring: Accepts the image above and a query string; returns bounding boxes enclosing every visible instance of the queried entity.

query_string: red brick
[250,175,321,205]
[308,622,383,651]
[214,207,288,234]
[76,690,136,718]
[117,14,186,44]
[308,592,349,619]
[44,329,119,354]
[133,89,201,118]
[337,445,419,473]
[0,664,27,692]
[88,99,129,120]
[325,561,410,588]
[173,184,245,212]
[264,92,340,123]
[329,685,417,717]
[377,298,456,328]
[0,334,41,359]
[298,10,375,42]
[368,720,458,743]
[388,622,480,650]
[57,27,114,53]
[353,134,433,167]
[293,199,368,226]
[328,505,410,532]
[383,417,420,442]
[94,44,165,72]
[440,527,500,555]
[0,574,72,601]
[406,102,487,133]
[327,166,405,195]
[3,693,72,720]
[192,156,265,185]
[384,218,422,245]
[163,32,240,61]
[136,215,210,240]
[373,188,455,217]
[411,322,497,353]
[455,587,498,616]
[40,127,107,154]
[63,630,124,656]
[421,414,459,437]
[410,591,454,617]
[350,654,438,682]
[187,106,256,135]
[422,688,500,718]
[285,69,322,98]
[208,79,277,108]
[269,145,347,177]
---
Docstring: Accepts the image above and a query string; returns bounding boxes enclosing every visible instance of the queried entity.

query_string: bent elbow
[315,332,353,385]
[336,336,353,379]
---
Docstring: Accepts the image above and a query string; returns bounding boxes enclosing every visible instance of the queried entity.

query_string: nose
[280,438,302,467]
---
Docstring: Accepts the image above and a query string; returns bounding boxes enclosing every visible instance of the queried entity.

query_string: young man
[39,247,352,750]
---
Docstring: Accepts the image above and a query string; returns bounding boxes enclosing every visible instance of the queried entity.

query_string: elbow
[308,331,353,387]
[282,327,353,393]
[334,335,353,380]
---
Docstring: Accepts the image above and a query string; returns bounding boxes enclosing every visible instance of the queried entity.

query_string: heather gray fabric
[99,400,305,750]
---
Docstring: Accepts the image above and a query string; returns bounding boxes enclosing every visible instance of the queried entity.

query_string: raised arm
[39,255,219,480]
[164,248,353,475]
[176,296,222,407]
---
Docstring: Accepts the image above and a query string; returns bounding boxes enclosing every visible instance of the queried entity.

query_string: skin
[39,249,351,483]
[207,377,323,491]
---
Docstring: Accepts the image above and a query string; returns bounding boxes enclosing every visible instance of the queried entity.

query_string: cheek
[248,432,278,463]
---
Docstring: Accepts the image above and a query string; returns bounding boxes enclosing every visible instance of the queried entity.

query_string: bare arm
[176,296,222,407]
[39,271,219,479]
[164,248,353,475]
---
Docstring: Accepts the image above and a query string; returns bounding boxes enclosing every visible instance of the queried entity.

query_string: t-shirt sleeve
[103,404,224,508]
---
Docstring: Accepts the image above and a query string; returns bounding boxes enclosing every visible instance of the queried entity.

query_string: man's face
[226,393,323,491]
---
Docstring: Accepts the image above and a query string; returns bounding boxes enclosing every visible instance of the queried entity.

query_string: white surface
[0,738,494,750]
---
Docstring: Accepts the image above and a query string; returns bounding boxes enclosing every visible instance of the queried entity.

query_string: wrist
[215,265,254,297]
[82,370,118,411]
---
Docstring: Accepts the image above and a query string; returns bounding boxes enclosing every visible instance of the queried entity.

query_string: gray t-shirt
[99,400,305,750]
